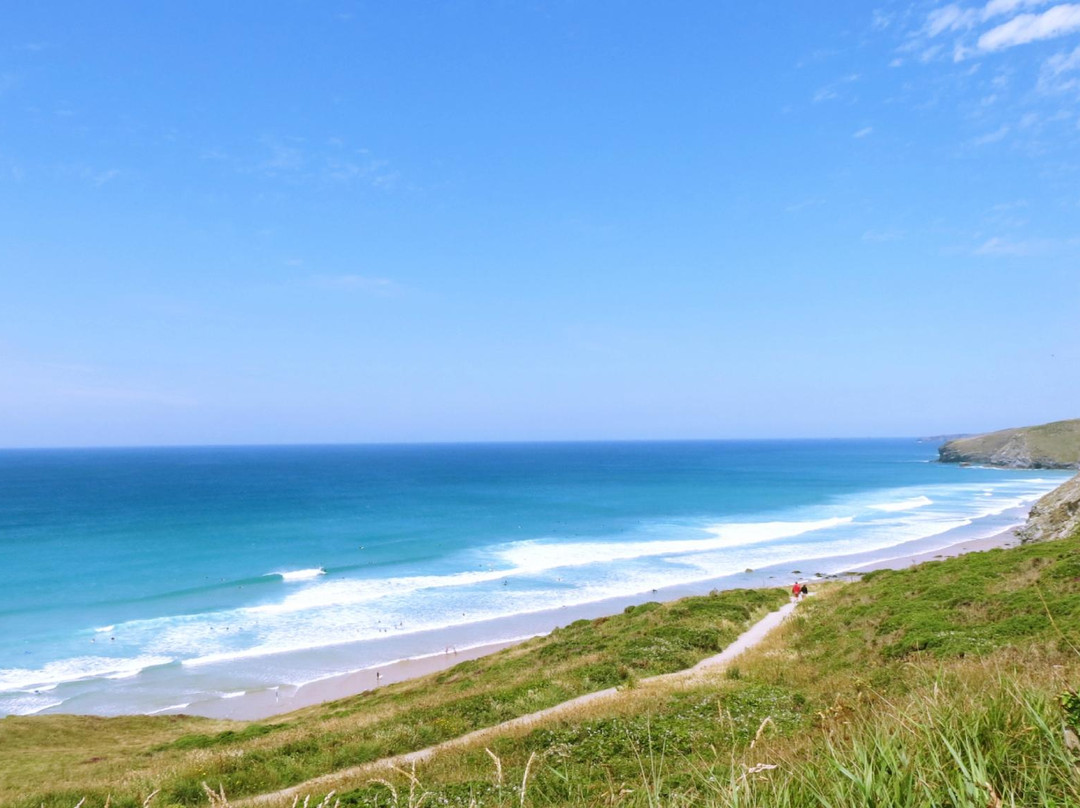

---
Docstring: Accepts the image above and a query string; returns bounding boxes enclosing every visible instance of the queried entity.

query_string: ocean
[0,440,1069,718]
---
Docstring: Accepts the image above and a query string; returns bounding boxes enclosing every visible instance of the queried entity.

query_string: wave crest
[269,568,326,582]
[0,655,174,692]
[869,496,933,512]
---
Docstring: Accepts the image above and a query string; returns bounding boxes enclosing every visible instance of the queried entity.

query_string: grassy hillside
[6,529,1080,808]
[288,529,1080,808]
[939,418,1080,468]
[0,588,785,808]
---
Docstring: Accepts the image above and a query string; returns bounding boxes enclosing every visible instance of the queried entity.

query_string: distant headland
[937,418,1080,470]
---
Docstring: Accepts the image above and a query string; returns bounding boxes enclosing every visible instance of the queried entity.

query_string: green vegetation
[155,722,289,751]
[317,528,1080,807]
[938,417,1080,468]
[8,526,1080,808]
[0,588,784,808]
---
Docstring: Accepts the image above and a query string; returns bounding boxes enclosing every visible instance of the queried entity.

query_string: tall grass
[701,676,1080,807]
[316,669,1080,807]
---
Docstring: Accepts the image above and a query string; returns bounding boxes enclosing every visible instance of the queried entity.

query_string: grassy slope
[0,587,785,808]
[1025,419,1080,462]
[8,530,1080,808]
[309,529,1080,808]
[940,418,1080,466]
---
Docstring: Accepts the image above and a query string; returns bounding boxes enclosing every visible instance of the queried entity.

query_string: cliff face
[1017,473,1080,544]
[938,418,1080,469]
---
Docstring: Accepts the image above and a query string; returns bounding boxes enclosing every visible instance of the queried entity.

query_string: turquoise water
[0,440,1069,716]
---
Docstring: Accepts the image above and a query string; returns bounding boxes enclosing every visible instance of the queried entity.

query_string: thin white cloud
[863,229,905,241]
[258,137,306,174]
[925,0,1055,37]
[989,199,1030,210]
[973,235,1080,254]
[919,43,946,62]
[325,156,399,188]
[812,73,860,103]
[312,274,400,295]
[242,137,400,189]
[914,0,1069,62]
[979,4,1080,50]
[785,198,826,212]
[1046,42,1080,72]
[92,169,120,186]
[982,0,1055,19]
[1039,43,1080,91]
[872,9,894,30]
[927,4,978,36]
[975,236,1033,254]
[853,126,875,137]
[972,124,1011,143]
[55,165,122,186]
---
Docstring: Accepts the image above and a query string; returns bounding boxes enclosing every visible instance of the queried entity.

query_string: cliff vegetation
[938,418,1080,469]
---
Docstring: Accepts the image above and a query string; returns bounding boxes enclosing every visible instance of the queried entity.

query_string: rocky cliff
[938,418,1080,469]
[1017,473,1080,544]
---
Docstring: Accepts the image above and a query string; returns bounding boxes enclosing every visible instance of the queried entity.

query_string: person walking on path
[792,581,801,602]
[800,583,809,599]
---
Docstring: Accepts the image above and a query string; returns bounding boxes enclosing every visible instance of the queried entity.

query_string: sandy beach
[184,522,1025,722]
[185,639,527,720]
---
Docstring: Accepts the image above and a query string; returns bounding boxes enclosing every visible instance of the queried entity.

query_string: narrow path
[242,600,799,806]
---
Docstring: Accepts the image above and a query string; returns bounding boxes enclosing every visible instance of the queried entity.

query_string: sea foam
[270,568,326,582]
[869,496,933,512]
[497,516,854,572]
[0,655,174,692]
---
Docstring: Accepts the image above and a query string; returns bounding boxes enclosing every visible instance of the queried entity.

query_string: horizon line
[0,435,961,452]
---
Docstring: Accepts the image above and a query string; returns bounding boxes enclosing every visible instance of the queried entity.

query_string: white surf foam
[148,702,191,714]
[497,516,855,572]
[246,568,512,617]
[270,568,326,582]
[87,475,1075,677]
[25,699,65,715]
[869,496,933,512]
[0,655,174,692]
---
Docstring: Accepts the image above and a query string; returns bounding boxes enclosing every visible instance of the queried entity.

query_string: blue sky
[1,1,1078,447]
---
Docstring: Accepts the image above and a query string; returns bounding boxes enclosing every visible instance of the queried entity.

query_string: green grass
[0,587,785,808]
[794,533,1080,666]
[9,528,1080,808]
[0,714,238,808]
[326,673,1080,808]
[942,417,1080,466]
[318,529,1080,807]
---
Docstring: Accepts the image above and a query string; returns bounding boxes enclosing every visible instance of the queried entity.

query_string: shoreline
[184,523,1024,722]
[182,638,531,720]
[847,525,1020,573]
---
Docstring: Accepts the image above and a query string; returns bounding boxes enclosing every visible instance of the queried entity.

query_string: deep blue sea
[0,440,1069,717]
